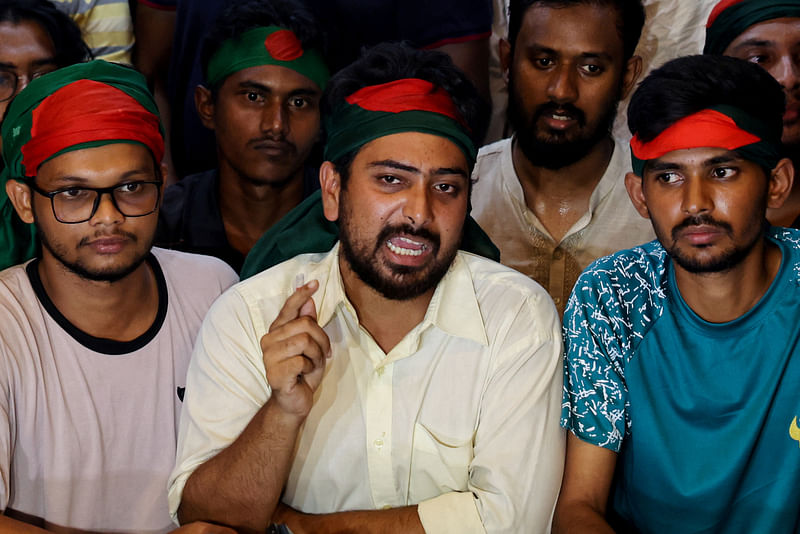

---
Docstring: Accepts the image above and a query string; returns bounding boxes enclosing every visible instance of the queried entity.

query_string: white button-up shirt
[169,245,565,533]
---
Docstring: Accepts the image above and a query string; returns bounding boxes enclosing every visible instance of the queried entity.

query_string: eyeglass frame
[0,70,19,104]
[28,180,164,224]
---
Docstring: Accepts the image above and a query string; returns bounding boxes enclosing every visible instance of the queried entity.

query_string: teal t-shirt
[562,227,800,534]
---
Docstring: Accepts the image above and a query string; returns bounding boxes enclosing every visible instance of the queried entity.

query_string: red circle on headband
[264,30,304,61]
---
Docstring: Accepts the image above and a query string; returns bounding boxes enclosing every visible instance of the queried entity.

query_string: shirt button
[553,249,563,260]
[382,505,392,510]
[374,438,384,448]
[376,367,384,377]
[553,297,562,306]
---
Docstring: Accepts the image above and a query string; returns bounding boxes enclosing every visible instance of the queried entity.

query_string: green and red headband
[1,60,164,181]
[704,0,800,55]
[630,105,782,176]
[207,26,329,90]
[323,78,476,166]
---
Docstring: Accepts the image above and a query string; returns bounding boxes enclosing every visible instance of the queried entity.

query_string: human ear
[319,161,341,222]
[5,179,34,224]
[621,55,643,100]
[766,157,794,209]
[624,171,650,219]
[194,85,216,130]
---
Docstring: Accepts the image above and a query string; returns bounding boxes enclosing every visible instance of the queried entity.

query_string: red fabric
[630,109,761,161]
[264,30,304,61]
[345,78,464,124]
[421,31,492,50]
[707,0,748,27]
[22,80,163,177]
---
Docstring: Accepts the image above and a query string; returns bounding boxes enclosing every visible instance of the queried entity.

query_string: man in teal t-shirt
[554,54,800,534]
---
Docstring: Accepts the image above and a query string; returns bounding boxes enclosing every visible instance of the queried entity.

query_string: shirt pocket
[409,421,474,503]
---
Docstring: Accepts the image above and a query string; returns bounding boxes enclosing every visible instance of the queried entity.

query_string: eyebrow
[238,80,321,96]
[0,57,58,70]
[525,44,613,62]
[645,153,742,173]
[46,167,155,187]
[368,159,469,179]
[729,39,774,50]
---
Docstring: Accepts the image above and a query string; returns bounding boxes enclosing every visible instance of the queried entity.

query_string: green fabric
[324,106,477,168]
[704,0,800,55]
[240,190,500,279]
[0,60,159,271]
[206,26,329,90]
[1,60,162,181]
[631,104,783,176]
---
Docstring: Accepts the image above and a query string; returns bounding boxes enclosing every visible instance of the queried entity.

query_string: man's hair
[628,55,784,144]
[507,0,645,61]
[323,42,489,183]
[200,0,325,91]
[0,0,90,67]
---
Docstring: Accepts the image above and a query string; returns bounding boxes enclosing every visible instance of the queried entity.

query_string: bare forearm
[0,516,49,533]
[178,398,303,533]
[276,504,425,534]
[552,502,616,534]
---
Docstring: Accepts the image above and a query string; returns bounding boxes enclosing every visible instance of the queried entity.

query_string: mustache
[532,101,587,127]
[247,133,296,150]
[376,223,440,250]
[78,230,138,247]
[671,214,733,241]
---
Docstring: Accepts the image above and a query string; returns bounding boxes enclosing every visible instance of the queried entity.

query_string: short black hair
[323,42,489,182]
[200,0,325,91]
[507,0,645,61]
[628,55,785,144]
[0,0,91,67]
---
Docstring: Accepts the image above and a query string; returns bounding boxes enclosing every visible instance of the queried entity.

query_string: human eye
[289,96,310,109]
[533,56,554,69]
[580,63,604,75]
[711,166,737,179]
[378,174,402,186]
[116,182,145,194]
[31,67,56,80]
[243,90,265,103]
[433,181,462,196]
[654,172,682,185]
[57,187,92,201]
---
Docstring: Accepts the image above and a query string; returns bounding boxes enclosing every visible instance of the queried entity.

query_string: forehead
[0,20,56,66]
[726,17,800,50]
[351,132,469,174]
[220,64,321,95]
[516,3,625,58]
[36,143,156,186]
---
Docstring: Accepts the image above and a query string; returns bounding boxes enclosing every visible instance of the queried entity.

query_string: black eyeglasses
[0,67,58,103]
[29,181,163,224]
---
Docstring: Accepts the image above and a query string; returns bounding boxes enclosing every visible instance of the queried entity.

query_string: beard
[36,224,151,283]
[338,196,460,301]
[507,77,620,170]
[655,214,768,274]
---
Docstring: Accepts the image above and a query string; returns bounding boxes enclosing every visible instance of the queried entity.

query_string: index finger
[269,279,319,331]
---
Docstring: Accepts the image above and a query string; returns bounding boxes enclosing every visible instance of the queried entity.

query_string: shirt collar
[315,243,488,347]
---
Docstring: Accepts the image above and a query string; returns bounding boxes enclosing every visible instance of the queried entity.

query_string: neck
[218,164,306,256]
[511,135,614,242]
[37,253,159,341]
[672,236,781,323]
[338,254,433,354]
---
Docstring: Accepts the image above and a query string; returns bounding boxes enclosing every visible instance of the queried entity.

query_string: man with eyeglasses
[0,60,238,533]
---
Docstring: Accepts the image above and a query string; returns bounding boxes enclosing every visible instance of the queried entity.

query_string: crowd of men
[0,0,798,532]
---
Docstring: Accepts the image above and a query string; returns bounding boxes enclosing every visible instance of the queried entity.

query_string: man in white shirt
[170,43,565,534]
[472,0,655,315]
[0,60,238,533]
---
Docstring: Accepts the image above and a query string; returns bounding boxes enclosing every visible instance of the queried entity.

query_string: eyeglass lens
[53,183,160,223]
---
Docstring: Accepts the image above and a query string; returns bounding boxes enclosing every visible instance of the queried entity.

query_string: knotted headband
[206,26,329,90]
[323,78,476,166]
[630,105,782,176]
[704,0,800,55]
[1,60,164,181]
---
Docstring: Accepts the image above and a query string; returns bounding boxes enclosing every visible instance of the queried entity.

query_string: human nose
[769,54,800,92]
[260,100,288,135]
[681,177,712,215]
[401,184,433,227]
[546,64,578,104]
[89,191,124,225]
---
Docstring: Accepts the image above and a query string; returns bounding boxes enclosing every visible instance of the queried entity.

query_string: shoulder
[0,263,35,311]
[769,226,800,282]
[153,248,238,294]
[161,171,215,210]
[459,252,558,322]
[475,138,510,171]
